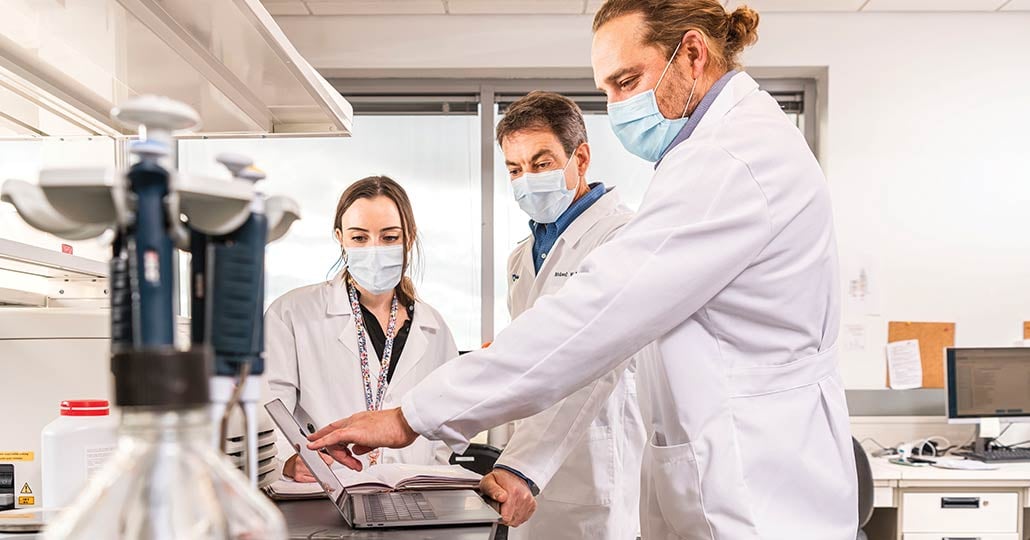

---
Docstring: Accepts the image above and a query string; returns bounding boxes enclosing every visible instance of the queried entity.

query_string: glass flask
[43,407,286,540]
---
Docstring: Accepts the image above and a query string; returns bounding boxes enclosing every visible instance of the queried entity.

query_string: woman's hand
[282,452,335,483]
[307,408,419,471]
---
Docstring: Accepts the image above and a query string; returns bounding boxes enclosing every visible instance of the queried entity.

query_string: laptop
[265,398,500,528]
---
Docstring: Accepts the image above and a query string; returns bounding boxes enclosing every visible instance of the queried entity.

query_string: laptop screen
[265,398,349,504]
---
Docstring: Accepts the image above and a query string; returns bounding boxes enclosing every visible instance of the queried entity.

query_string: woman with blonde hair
[265,175,457,481]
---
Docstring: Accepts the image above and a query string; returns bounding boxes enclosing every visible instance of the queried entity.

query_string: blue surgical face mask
[344,245,404,295]
[511,154,577,224]
[607,40,698,162]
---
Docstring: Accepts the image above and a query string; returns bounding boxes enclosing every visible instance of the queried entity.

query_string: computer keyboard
[363,492,437,522]
[958,447,1030,463]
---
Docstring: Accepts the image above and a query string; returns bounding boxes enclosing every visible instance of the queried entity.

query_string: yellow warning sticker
[0,513,33,519]
[17,496,34,505]
[0,452,34,462]
[20,483,32,494]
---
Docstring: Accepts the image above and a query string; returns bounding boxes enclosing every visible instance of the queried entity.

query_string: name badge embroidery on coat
[553,271,578,278]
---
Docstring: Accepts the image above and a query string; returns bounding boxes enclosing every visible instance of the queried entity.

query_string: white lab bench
[867,456,1030,540]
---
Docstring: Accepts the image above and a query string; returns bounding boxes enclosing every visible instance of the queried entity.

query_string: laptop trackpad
[426,490,497,521]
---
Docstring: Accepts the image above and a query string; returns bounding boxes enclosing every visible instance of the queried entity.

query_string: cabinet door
[902,492,1019,534]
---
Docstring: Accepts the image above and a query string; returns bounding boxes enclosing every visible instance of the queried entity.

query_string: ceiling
[261,0,1030,16]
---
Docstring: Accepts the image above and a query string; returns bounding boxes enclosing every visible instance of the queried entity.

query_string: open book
[265,463,483,500]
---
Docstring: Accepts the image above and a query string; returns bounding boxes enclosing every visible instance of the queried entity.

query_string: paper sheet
[843,324,867,352]
[264,463,482,500]
[886,339,922,389]
[845,257,881,317]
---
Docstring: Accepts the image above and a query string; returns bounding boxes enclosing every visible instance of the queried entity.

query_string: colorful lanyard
[347,281,399,465]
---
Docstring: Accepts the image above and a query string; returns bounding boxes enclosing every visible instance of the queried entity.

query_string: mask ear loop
[562,145,579,178]
[326,239,348,281]
[559,142,590,186]
[681,76,698,119]
[656,37,696,120]
[654,39,683,94]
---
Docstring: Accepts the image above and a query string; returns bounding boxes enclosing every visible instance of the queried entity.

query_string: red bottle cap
[60,400,111,417]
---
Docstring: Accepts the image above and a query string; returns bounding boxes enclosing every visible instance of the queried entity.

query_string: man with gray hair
[479,91,649,540]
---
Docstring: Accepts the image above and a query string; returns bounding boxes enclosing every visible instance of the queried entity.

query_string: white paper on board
[886,339,922,390]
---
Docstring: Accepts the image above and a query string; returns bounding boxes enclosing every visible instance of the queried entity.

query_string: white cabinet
[901,491,1019,537]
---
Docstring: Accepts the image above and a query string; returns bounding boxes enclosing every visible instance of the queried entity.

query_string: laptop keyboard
[363,492,437,523]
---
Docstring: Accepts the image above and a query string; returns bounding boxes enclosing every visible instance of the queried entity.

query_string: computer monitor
[946,347,1030,453]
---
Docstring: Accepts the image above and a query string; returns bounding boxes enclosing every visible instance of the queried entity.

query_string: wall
[746,13,1030,389]
[277,12,1030,389]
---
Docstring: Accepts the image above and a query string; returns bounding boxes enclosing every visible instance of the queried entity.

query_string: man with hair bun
[309,2,859,538]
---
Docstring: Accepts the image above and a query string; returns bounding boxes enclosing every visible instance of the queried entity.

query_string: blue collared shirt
[530,182,606,273]
[655,69,739,167]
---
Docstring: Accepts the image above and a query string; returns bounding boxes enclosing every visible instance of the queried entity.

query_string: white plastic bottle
[41,400,118,509]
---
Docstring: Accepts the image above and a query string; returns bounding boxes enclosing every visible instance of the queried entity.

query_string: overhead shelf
[0,238,107,280]
[0,0,353,138]
[0,287,46,307]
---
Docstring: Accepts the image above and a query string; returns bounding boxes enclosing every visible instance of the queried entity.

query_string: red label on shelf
[61,244,73,255]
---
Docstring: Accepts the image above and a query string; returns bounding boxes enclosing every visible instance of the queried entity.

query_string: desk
[278,499,503,540]
[868,456,1030,540]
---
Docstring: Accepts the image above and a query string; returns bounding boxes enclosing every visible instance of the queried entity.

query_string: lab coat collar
[516,236,535,279]
[327,276,351,316]
[325,275,439,330]
[558,188,623,250]
[328,276,440,374]
[520,188,622,282]
[387,321,428,392]
[655,71,757,167]
[692,71,759,135]
[381,297,441,391]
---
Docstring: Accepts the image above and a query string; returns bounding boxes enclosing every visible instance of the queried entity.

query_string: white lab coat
[498,189,647,540]
[401,71,857,539]
[265,276,457,476]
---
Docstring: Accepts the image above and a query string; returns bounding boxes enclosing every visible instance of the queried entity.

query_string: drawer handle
[942,537,979,540]
[940,497,980,509]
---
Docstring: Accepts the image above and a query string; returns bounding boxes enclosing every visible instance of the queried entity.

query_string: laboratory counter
[0,500,505,539]
[278,499,506,540]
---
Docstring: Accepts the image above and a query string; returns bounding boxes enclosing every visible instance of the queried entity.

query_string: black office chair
[450,443,502,476]
[854,437,875,540]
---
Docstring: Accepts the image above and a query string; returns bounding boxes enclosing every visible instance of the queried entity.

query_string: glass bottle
[43,407,286,539]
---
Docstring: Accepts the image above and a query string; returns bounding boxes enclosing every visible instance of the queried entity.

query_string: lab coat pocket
[648,435,713,540]
[540,424,615,506]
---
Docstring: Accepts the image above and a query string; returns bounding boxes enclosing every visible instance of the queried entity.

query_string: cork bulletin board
[886,321,955,389]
